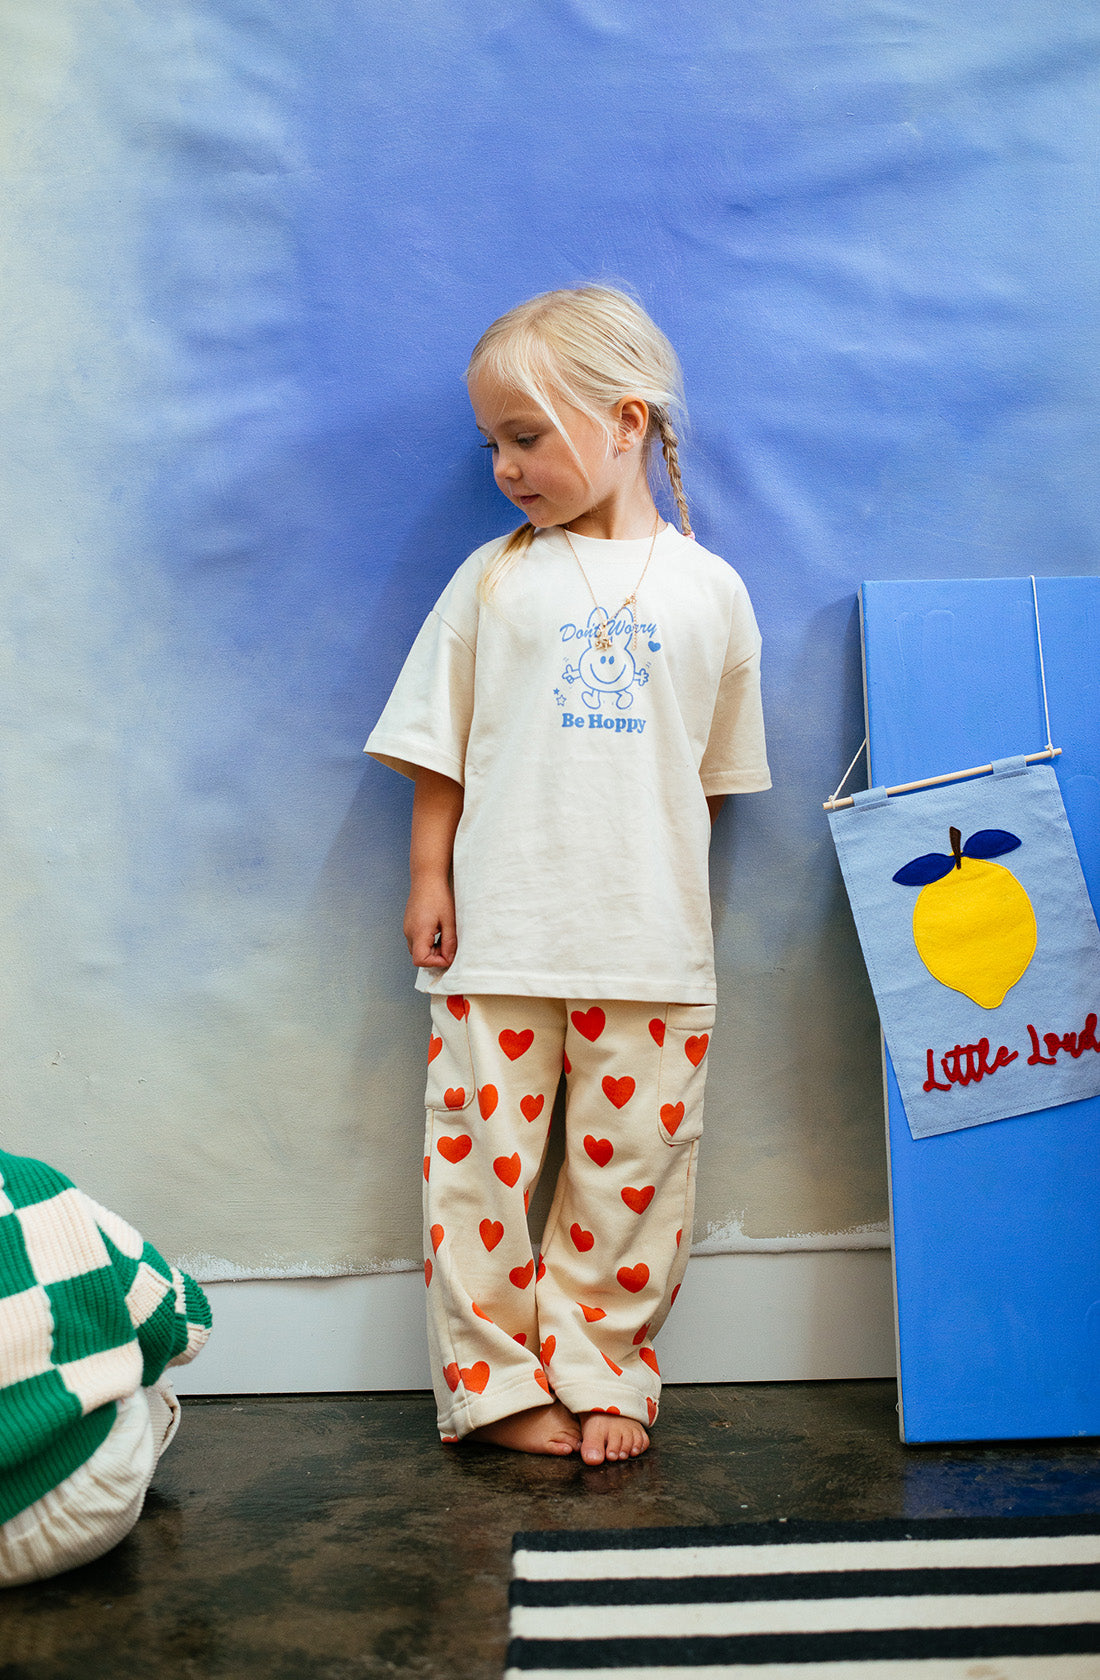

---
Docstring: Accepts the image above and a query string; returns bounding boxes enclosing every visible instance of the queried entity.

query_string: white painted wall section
[172,1248,896,1395]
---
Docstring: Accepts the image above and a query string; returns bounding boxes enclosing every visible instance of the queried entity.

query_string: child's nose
[496,451,522,482]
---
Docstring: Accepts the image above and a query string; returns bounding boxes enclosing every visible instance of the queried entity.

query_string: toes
[607,1424,647,1460]
[578,1413,649,1465]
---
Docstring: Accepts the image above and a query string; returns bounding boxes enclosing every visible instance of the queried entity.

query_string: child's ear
[614,398,649,453]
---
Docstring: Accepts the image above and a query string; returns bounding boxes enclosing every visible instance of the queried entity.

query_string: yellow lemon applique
[893,824,1037,1010]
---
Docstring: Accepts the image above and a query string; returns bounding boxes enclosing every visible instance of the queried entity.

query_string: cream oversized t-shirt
[366,525,770,1003]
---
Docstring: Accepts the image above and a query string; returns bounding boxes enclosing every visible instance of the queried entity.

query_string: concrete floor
[2,1382,1099,1678]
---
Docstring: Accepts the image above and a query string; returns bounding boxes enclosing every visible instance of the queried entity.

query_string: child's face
[468,368,632,531]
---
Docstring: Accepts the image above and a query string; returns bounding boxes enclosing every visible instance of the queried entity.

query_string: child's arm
[405,767,464,968]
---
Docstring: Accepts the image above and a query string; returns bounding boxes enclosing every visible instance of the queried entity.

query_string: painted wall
[2,2,1097,1278]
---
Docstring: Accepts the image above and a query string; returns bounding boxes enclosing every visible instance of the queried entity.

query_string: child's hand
[406,768,462,967]
[404,881,458,968]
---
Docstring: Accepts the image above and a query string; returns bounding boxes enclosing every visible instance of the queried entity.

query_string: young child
[366,284,769,1465]
[0,1148,211,1584]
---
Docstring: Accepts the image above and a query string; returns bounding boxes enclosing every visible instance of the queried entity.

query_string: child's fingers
[404,884,457,966]
[437,905,458,965]
[410,925,446,966]
[408,918,456,967]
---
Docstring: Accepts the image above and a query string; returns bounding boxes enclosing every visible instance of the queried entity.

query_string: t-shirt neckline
[542,523,680,560]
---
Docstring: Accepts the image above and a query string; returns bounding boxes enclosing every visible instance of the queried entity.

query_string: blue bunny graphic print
[564,608,651,713]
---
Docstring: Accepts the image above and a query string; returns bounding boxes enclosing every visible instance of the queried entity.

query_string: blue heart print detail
[648,640,661,652]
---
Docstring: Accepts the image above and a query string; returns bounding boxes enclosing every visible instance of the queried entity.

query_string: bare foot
[578,1412,649,1465]
[467,1401,581,1456]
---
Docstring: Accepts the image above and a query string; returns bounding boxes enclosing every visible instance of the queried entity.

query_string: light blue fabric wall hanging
[829,759,1100,1138]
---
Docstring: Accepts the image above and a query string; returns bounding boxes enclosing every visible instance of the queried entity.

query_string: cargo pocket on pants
[656,1003,715,1146]
[425,995,477,1117]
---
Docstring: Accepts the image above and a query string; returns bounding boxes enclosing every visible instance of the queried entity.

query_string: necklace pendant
[564,513,659,659]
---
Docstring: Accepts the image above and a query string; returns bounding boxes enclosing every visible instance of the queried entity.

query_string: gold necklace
[562,512,661,652]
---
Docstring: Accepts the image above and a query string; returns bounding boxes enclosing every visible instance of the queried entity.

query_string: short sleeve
[364,609,476,785]
[698,583,771,796]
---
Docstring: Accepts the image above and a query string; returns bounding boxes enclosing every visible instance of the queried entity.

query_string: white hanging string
[828,736,868,808]
[1031,573,1055,755]
[823,578,1060,811]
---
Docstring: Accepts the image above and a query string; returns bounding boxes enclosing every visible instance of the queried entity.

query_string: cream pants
[423,994,714,1439]
[0,1379,180,1587]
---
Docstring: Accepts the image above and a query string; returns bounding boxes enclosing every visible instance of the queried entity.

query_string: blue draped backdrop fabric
[1,3,1098,1272]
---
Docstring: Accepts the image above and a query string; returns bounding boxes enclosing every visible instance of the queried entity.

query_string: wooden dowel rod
[823,747,1061,812]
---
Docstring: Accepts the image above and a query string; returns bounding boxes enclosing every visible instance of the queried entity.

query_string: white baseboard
[171,1247,897,1395]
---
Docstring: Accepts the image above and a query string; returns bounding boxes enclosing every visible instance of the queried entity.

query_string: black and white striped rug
[507,1515,1100,1677]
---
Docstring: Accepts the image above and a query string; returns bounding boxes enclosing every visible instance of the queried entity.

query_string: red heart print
[514,1333,527,1346]
[534,1368,551,1394]
[479,1218,503,1251]
[648,1017,665,1047]
[443,1363,461,1392]
[540,1335,556,1365]
[632,1322,651,1346]
[646,1397,658,1424]
[472,1301,493,1322]
[579,1302,607,1322]
[430,1224,445,1252]
[661,1102,685,1135]
[590,1405,620,1415]
[428,1034,443,1063]
[424,1259,432,1287]
[685,1033,709,1067]
[478,1085,498,1120]
[571,1005,606,1042]
[621,1185,655,1215]
[520,1093,544,1122]
[494,1153,521,1187]
[499,1027,534,1061]
[602,1074,635,1109]
[584,1135,614,1167]
[639,1346,660,1376]
[676,1228,682,1246]
[617,1262,650,1293]
[444,1087,466,1110]
[671,1283,681,1305]
[460,1361,490,1394]
[441,1433,459,1443]
[563,1050,572,1075]
[423,1155,430,1182]
[447,995,470,1020]
[524,1189,530,1213]
[437,1135,471,1164]
[570,1223,595,1252]
[509,1259,534,1289]
[602,1353,623,1375]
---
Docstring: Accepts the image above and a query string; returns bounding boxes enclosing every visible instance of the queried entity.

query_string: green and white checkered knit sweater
[0,1150,212,1526]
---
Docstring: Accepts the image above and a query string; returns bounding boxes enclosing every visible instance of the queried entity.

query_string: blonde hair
[466,285,692,599]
